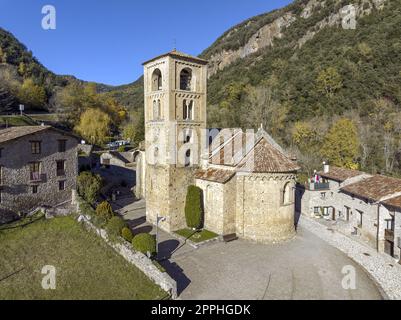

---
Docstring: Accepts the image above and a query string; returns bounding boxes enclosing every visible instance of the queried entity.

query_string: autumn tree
[17,78,46,109]
[75,108,111,145]
[321,118,360,169]
[316,67,343,98]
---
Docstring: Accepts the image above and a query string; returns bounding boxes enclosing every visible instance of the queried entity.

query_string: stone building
[137,50,299,243]
[300,164,401,260]
[0,125,79,221]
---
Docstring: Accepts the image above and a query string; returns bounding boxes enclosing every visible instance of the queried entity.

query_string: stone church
[136,50,299,243]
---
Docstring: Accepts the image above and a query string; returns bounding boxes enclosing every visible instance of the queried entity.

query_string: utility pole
[155,213,166,260]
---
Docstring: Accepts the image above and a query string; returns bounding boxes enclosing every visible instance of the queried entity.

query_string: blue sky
[0,0,292,85]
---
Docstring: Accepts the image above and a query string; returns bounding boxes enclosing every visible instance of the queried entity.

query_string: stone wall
[0,129,78,214]
[235,173,296,243]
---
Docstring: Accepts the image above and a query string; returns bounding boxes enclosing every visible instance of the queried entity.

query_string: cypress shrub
[184,185,203,230]
[132,233,156,257]
[96,201,114,221]
[121,227,133,242]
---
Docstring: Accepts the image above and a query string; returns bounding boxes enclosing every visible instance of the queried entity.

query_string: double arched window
[152,69,162,91]
[152,99,162,120]
[183,100,194,120]
[180,68,192,91]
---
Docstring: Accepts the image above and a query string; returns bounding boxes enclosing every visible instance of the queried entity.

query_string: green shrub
[77,171,103,205]
[121,227,133,242]
[118,145,125,152]
[96,201,114,221]
[132,233,156,257]
[105,216,127,238]
[184,185,203,230]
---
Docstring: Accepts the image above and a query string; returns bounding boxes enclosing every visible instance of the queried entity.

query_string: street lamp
[156,213,166,259]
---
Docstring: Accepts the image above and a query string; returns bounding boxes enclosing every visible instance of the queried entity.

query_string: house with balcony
[0,125,79,222]
[299,163,401,260]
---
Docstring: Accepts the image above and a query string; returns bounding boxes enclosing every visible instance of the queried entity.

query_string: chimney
[323,161,329,173]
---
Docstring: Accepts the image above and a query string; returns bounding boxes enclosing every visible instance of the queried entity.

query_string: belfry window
[153,100,162,120]
[180,68,192,91]
[152,69,162,91]
[183,100,194,120]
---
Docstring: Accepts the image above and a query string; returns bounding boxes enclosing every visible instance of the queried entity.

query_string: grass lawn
[0,115,36,126]
[0,216,167,300]
[175,228,218,243]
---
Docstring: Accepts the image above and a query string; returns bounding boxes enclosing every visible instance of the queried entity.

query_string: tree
[75,108,111,145]
[17,78,47,109]
[316,67,343,98]
[77,171,103,204]
[184,185,203,230]
[321,118,360,169]
[0,47,4,63]
[18,62,26,76]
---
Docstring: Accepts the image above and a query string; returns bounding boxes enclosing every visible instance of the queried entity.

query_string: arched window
[282,182,292,205]
[152,69,162,91]
[180,68,192,91]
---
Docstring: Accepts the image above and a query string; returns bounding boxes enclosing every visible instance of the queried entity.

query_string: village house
[136,50,300,243]
[0,125,79,222]
[300,163,401,260]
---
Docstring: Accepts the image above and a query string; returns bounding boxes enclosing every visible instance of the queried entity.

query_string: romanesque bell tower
[142,50,208,232]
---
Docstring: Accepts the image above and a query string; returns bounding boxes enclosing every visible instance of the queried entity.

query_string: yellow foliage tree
[75,108,111,145]
[316,67,343,98]
[321,118,360,169]
[18,78,46,109]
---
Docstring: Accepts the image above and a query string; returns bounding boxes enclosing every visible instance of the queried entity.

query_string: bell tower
[142,50,208,232]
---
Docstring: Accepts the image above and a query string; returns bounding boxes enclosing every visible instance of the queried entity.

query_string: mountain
[1,0,401,174]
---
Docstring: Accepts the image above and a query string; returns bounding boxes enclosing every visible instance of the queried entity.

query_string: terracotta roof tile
[143,50,208,65]
[237,137,300,173]
[341,175,401,202]
[383,195,401,210]
[318,166,365,182]
[194,168,236,184]
[0,126,50,144]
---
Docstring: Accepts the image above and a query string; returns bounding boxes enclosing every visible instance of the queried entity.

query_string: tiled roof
[341,175,401,202]
[237,137,300,173]
[318,166,365,182]
[194,168,236,184]
[0,126,50,144]
[143,49,208,65]
[383,195,401,210]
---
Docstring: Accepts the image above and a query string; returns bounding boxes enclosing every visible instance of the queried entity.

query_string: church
[135,50,300,243]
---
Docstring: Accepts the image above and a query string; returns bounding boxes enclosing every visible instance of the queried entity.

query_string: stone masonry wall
[0,129,78,214]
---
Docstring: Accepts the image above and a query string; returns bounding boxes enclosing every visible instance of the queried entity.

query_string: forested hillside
[1,0,401,177]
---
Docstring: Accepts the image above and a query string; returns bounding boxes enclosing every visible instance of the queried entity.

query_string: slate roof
[340,175,401,202]
[142,49,208,65]
[318,166,365,182]
[0,125,79,144]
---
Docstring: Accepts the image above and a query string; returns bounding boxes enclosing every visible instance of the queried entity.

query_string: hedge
[105,216,127,238]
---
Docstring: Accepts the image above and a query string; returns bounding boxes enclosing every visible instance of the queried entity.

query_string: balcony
[385,229,394,241]
[305,182,330,191]
[30,172,46,182]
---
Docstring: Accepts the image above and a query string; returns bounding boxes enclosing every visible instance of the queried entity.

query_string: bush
[121,227,133,242]
[118,145,125,152]
[184,185,203,230]
[96,201,114,221]
[105,216,127,238]
[77,172,103,205]
[132,233,156,257]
